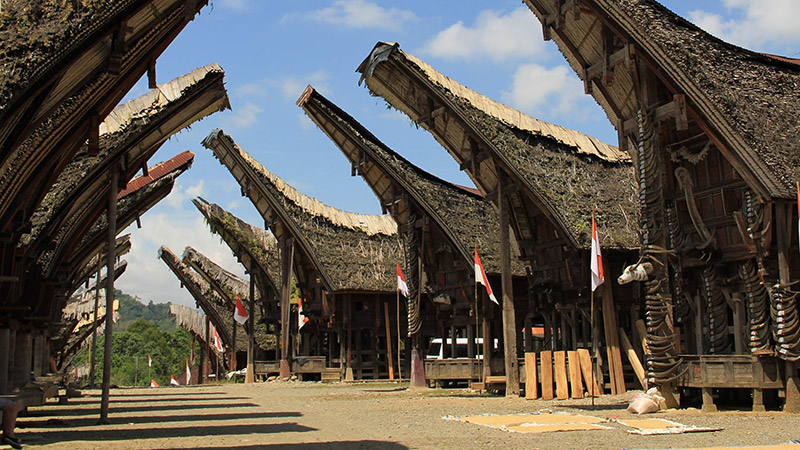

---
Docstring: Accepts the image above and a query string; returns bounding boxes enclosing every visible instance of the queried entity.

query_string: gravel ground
[12,382,800,449]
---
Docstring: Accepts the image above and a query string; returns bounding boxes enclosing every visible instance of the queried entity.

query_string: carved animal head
[617,262,653,285]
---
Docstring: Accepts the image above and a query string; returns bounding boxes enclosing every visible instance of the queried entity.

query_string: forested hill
[116,290,176,332]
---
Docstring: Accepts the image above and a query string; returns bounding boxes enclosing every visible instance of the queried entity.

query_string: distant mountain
[115,289,176,332]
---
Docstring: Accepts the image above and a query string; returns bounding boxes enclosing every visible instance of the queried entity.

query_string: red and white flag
[150,379,159,388]
[170,375,180,386]
[148,354,152,367]
[212,324,224,353]
[190,340,195,366]
[397,264,409,297]
[234,295,248,325]
[298,298,309,330]
[186,359,192,385]
[474,247,498,304]
[591,209,605,292]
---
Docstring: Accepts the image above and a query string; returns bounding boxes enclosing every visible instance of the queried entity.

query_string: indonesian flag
[148,354,152,367]
[397,264,409,297]
[298,298,309,330]
[234,295,248,325]
[170,375,180,386]
[474,247,498,304]
[190,340,195,366]
[150,379,159,388]
[186,358,192,385]
[212,324,224,353]
[591,209,605,292]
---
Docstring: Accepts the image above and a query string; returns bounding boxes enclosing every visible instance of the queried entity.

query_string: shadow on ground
[22,422,316,445]
[25,401,261,416]
[18,411,302,428]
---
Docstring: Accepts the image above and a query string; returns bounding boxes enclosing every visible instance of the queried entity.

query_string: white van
[425,337,497,359]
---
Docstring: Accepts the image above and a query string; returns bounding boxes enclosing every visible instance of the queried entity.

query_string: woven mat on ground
[443,411,611,434]
[614,418,723,435]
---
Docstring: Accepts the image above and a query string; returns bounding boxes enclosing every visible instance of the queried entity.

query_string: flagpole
[397,288,402,384]
[474,244,479,369]
[591,289,595,407]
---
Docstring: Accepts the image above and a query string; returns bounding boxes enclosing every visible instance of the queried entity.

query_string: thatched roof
[60,151,193,282]
[158,245,236,351]
[182,246,253,304]
[0,0,210,231]
[299,86,526,276]
[69,233,131,294]
[192,198,281,296]
[169,303,207,340]
[23,64,227,264]
[523,0,800,200]
[203,129,403,293]
[64,259,127,320]
[357,42,639,250]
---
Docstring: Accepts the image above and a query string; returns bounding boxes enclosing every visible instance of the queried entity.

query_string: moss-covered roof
[203,129,404,292]
[358,42,639,249]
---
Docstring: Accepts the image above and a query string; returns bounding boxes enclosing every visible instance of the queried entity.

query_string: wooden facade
[522,0,800,410]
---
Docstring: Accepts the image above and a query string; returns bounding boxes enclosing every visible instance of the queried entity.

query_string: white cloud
[688,0,800,52]
[501,63,587,118]
[165,180,205,208]
[420,7,545,63]
[282,0,416,31]
[222,101,263,129]
[273,70,329,100]
[233,82,267,99]
[298,113,314,130]
[219,0,250,11]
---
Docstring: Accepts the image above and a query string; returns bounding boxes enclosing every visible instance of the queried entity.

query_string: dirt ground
[12,382,800,449]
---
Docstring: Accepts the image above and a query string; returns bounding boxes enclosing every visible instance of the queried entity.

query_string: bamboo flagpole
[397,264,409,383]
[590,207,605,404]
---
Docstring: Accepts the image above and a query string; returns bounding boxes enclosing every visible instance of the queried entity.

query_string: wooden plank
[540,350,554,400]
[619,327,646,389]
[602,281,626,394]
[567,350,583,399]
[577,348,600,396]
[525,352,538,400]
[554,351,569,400]
[634,319,648,354]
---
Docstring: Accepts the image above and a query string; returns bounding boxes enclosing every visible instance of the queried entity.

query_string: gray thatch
[192,198,281,297]
[358,42,640,250]
[203,129,404,293]
[169,303,207,339]
[299,86,527,276]
[69,233,131,294]
[524,0,800,200]
[63,259,127,319]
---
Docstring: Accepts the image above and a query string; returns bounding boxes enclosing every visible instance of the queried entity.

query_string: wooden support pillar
[100,164,118,424]
[384,301,394,380]
[33,332,45,377]
[245,275,255,383]
[89,253,101,387]
[12,332,31,389]
[345,295,354,382]
[467,323,476,359]
[201,317,209,383]
[482,293,491,378]
[231,310,237,371]
[732,293,745,355]
[450,325,457,359]
[0,328,9,393]
[279,236,294,379]
[498,177,520,396]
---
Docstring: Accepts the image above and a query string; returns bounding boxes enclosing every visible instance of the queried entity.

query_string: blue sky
[112,0,800,307]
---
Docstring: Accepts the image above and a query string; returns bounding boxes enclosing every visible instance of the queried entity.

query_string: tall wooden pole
[279,236,294,379]
[100,164,118,423]
[384,302,394,380]
[231,309,237,371]
[89,252,101,387]
[498,177,520,396]
[245,274,256,383]
[396,290,402,382]
[201,317,209,383]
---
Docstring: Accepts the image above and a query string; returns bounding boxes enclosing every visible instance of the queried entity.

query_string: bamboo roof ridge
[192,198,281,294]
[299,86,526,276]
[523,0,800,199]
[169,303,207,339]
[358,43,627,164]
[358,42,639,249]
[182,246,253,304]
[203,130,404,292]
[69,233,131,294]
